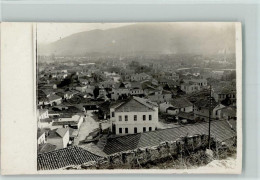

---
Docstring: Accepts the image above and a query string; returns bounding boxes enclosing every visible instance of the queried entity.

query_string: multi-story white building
[110,96,158,135]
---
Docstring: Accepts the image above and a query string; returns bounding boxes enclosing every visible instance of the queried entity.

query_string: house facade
[47,128,70,149]
[110,96,159,135]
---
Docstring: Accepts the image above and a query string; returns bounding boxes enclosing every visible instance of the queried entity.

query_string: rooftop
[37,146,101,170]
[38,143,57,154]
[103,120,236,155]
[114,96,157,112]
[48,94,62,101]
[170,97,193,108]
[48,128,69,139]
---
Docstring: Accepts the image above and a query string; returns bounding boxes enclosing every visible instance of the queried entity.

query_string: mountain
[38,23,236,57]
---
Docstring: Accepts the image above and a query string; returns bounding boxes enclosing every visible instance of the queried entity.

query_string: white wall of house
[38,121,53,129]
[130,89,144,95]
[181,84,201,94]
[39,110,49,120]
[37,133,46,145]
[47,130,69,149]
[167,108,179,115]
[110,108,159,135]
[212,104,226,119]
[159,102,172,113]
[194,105,209,121]
[180,106,193,113]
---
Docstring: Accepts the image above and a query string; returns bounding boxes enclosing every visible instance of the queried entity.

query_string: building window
[119,128,122,134]
[112,112,115,117]
[125,115,128,121]
[134,115,137,121]
[134,127,137,133]
[125,128,128,134]
[143,127,146,132]
[143,115,146,121]
[149,127,152,131]
[149,115,152,120]
[119,115,122,121]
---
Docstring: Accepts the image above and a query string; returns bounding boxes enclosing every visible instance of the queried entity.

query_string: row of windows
[118,115,152,121]
[119,127,152,134]
[219,94,236,98]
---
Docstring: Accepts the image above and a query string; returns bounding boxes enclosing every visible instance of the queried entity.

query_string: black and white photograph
[35,22,242,173]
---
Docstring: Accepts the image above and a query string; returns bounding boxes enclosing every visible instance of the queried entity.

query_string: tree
[93,86,100,99]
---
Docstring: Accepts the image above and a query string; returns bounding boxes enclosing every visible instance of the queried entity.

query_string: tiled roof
[56,128,69,137]
[114,96,157,112]
[170,97,193,108]
[222,106,236,117]
[103,120,236,155]
[38,143,57,154]
[37,146,101,170]
[48,94,62,101]
[177,112,194,120]
[48,128,68,139]
[193,98,218,109]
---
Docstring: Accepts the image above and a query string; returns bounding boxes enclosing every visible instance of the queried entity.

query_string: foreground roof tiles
[37,146,101,170]
[103,120,236,155]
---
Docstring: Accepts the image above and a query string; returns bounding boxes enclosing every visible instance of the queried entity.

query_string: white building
[47,128,69,149]
[110,96,159,135]
[181,82,201,94]
[38,109,49,120]
[52,115,84,129]
[159,97,193,115]
[37,130,46,145]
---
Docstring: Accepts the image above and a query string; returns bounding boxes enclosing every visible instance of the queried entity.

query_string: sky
[37,23,135,44]
[37,22,236,56]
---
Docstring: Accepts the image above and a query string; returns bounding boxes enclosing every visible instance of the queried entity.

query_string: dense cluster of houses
[37,60,237,169]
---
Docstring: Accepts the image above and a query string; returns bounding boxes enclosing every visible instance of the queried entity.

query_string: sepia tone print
[36,22,241,172]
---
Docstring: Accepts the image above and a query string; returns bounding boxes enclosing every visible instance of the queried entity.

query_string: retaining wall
[63,134,215,170]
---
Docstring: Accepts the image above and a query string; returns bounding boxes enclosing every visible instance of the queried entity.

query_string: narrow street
[73,111,99,145]
[73,111,110,145]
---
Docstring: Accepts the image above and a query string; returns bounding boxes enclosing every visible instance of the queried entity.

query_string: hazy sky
[37,23,135,44]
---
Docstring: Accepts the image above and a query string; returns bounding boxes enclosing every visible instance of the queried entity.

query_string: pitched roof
[39,109,48,116]
[56,128,69,137]
[37,146,101,170]
[222,106,236,116]
[170,98,193,108]
[48,94,62,101]
[48,128,68,139]
[38,143,57,154]
[103,120,236,155]
[37,129,45,139]
[114,96,157,112]
[193,98,218,109]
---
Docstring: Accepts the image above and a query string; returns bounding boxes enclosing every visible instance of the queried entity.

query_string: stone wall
[63,134,215,170]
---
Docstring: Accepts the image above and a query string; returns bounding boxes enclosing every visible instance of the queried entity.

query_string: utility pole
[208,84,212,149]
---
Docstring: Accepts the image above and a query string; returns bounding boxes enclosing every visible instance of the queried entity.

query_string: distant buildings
[110,96,159,135]
[130,73,151,82]
[36,57,237,167]
[181,77,207,94]
[159,97,193,115]
[193,99,218,121]
[212,86,236,105]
